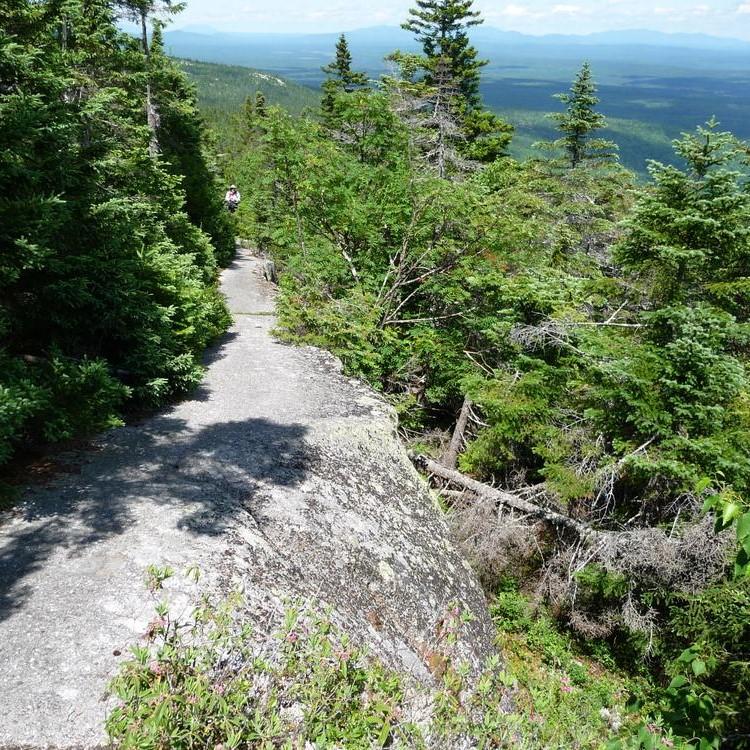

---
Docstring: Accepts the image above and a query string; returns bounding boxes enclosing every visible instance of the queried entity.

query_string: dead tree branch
[410,453,606,544]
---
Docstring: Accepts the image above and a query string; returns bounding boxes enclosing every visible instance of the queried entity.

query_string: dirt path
[0,247,494,749]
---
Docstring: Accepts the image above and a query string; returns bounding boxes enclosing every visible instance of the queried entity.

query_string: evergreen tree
[241,91,268,145]
[0,0,230,466]
[243,92,256,127]
[413,57,468,178]
[461,108,514,163]
[321,34,367,120]
[616,121,750,313]
[322,34,368,93]
[400,1,512,162]
[402,0,485,110]
[546,62,617,168]
[114,0,182,154]
[149,21,235,264]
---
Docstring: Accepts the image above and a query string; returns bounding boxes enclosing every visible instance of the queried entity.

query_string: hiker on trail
[225,185,241,213]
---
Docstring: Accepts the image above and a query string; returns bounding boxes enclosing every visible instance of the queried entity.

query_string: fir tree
[321,33,368,93]
[402,0,486,110]
[321,34,367,120]
[0,0,230,465]
[547,62,617,168]
[616,121,750,311]
[242,91,267,127]
[149,19,235,264]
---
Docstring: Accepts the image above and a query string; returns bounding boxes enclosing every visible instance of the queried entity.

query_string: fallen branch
[386,312,464,326]
[438,489,477,501]
[410,453,605,545]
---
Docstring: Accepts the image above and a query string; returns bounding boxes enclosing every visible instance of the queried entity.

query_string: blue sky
[171,0,750,38]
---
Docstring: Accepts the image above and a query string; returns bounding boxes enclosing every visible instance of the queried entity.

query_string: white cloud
[551,4,584,13]
[499,3,538,18]
[737,2,750,12]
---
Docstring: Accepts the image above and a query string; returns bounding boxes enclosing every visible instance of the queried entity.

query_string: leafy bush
[109,569,678,750]
[0,0,231,466]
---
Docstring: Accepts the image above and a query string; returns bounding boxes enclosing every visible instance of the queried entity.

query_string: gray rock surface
[0,247,495,749]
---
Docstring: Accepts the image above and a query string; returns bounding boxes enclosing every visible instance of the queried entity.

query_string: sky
[170,0,750,39]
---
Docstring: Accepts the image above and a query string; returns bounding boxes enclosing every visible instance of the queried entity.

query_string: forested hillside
[163,25,750,174]
[226,4,750,748]
[177,58,319,154]
[0,0,233,469]
[2,0,749,747]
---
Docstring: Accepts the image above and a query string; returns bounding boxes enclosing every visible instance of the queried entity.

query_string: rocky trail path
[0,247,494,749]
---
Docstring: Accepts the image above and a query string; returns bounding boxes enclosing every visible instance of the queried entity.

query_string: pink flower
[143,617,167,641]
[286,631,299,643]
[148,660,166,676]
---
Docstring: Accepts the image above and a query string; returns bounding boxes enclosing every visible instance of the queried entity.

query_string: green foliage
[398,2,513,166]
[540,62,618,168]
[150,33,235,265]
[461,107,514,162]
[402,0,486,109]
[321,33,369,124]
[616,121,750,312]
[0,0,230,466]
[108,595,417,748]
[489,590,685,750]
[216,35,749,746]
[109,572,673,749]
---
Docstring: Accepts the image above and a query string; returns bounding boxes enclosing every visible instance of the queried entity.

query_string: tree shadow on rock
[0,416,310,622]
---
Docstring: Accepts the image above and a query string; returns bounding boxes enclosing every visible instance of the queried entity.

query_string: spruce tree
[0,0,230,465]
[547,62,616,168]
[321,34,368,93]
[616,121,750,310]
[321,34,367,120]
[149,20,235,264]
[402,0,485,110]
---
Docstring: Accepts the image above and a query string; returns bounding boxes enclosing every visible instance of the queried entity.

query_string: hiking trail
[0,247,493,749]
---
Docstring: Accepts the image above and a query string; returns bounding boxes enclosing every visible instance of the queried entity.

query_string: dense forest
[1,0,233,469]
[2,0,750,747]
[229,1,750,747]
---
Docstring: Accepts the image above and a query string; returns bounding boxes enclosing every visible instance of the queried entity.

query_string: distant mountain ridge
[177,58,319,119]
[168,25,750,52]
[164,25,750,80]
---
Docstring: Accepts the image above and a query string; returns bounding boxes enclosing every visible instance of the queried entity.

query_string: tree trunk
[140,11,159,157]
[442,395,472,469]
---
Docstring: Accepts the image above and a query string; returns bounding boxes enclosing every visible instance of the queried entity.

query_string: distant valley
[170,26,750,173]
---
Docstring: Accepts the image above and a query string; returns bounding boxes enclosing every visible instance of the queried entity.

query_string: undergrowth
[106,568,682,749]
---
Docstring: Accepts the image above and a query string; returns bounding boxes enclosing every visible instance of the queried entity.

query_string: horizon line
[164,23,750,45]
